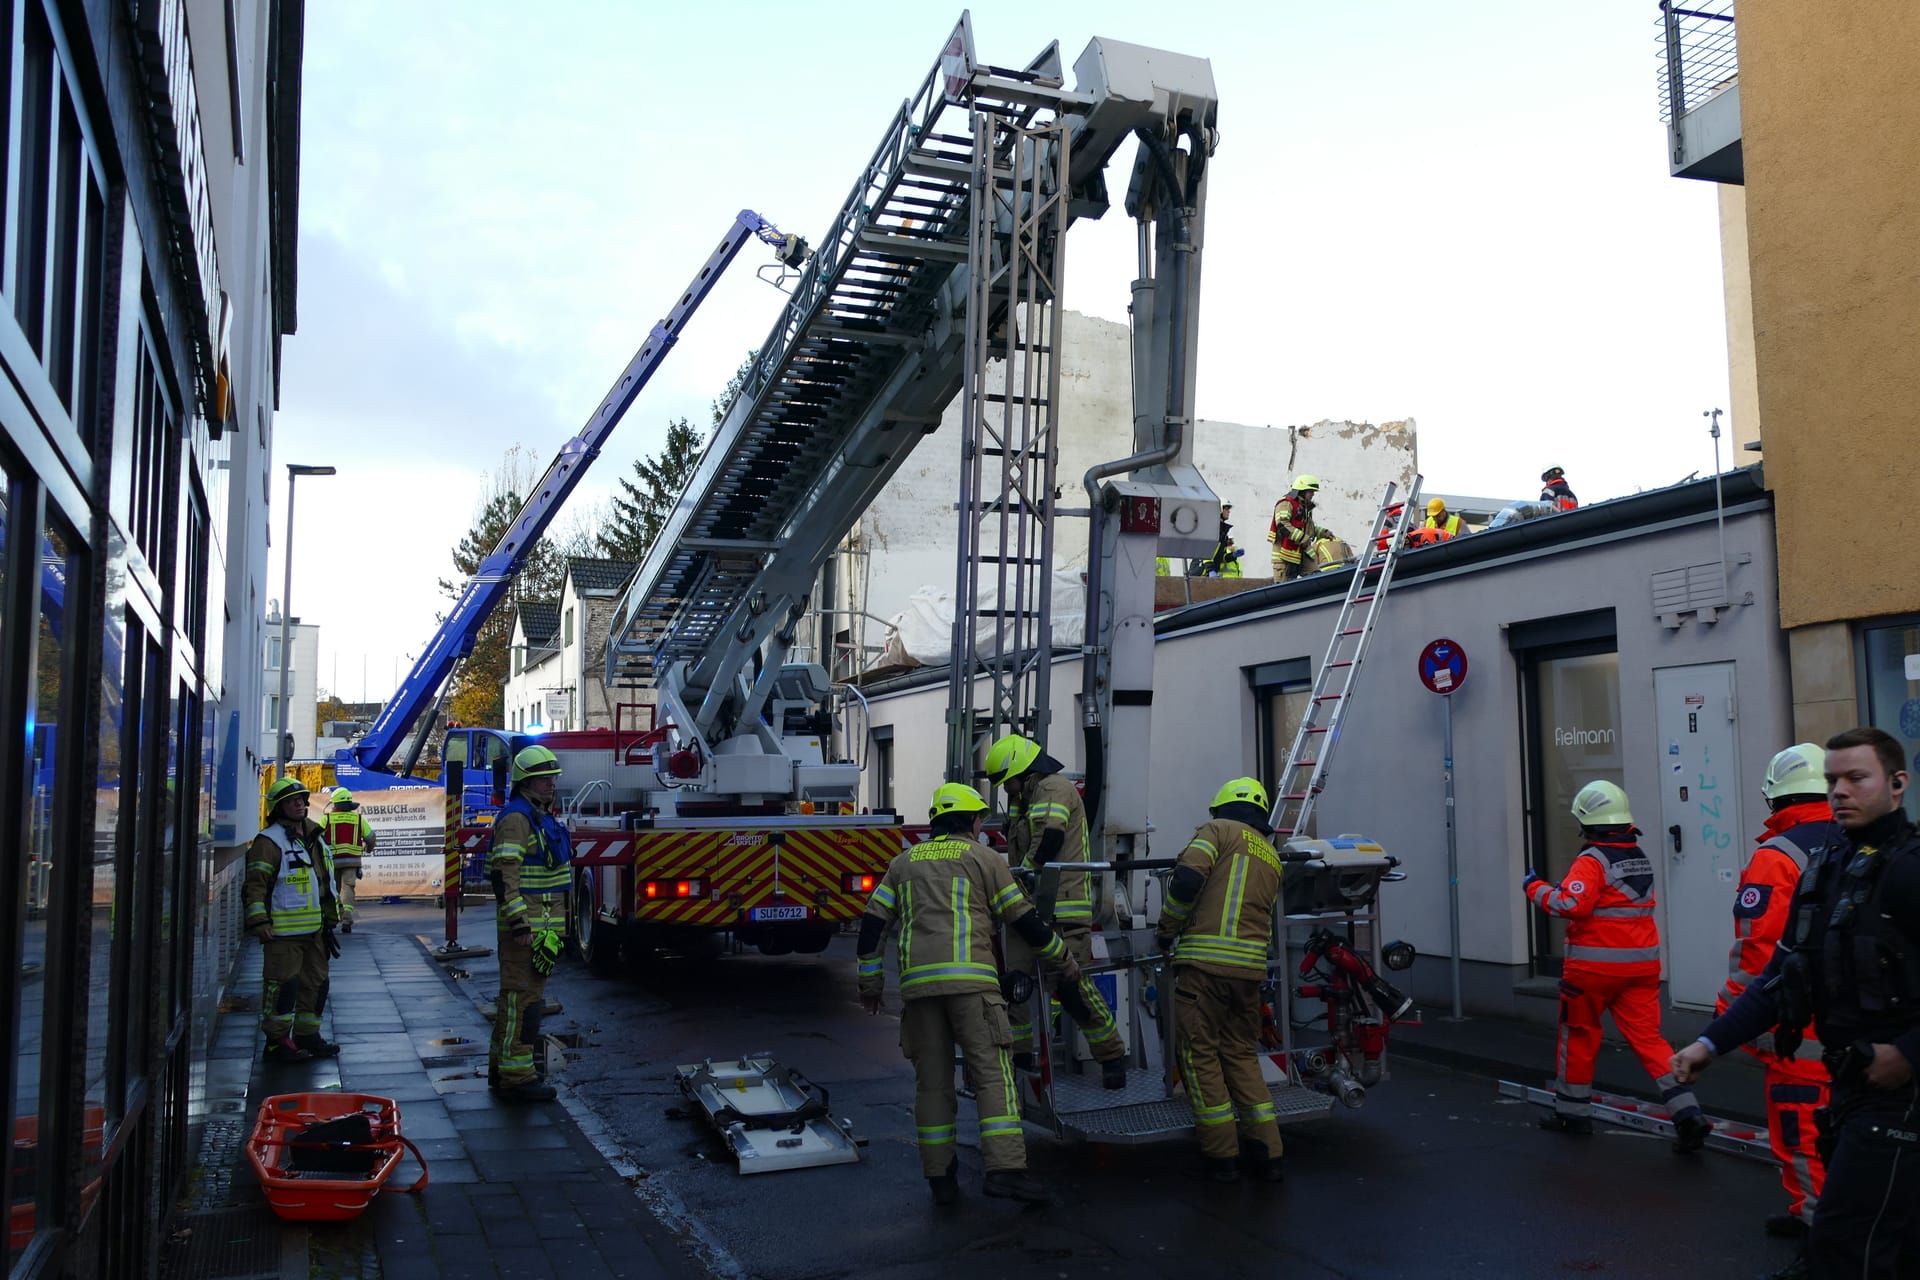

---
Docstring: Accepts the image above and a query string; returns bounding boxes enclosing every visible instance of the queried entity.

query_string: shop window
[1861,618,1920,822]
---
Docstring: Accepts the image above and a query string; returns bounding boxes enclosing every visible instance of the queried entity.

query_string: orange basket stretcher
[245,1093,428,1222]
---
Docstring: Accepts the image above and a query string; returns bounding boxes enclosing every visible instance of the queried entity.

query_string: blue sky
[273,0,1733,701]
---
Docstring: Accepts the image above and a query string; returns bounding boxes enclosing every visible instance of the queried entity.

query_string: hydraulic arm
[341,212,807,787]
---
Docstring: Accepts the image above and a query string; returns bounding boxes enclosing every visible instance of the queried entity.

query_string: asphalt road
[397,904,1801,1280]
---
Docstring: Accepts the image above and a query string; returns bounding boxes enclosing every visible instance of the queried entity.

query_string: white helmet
[1761,743,1827,803]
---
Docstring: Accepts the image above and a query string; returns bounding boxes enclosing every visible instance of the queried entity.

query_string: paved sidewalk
[169,906,693,1280]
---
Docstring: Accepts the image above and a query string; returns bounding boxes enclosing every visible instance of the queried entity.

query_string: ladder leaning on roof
[1268,479,1423,840]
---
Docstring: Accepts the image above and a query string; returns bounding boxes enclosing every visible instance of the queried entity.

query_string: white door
[1653,663,1745,1010]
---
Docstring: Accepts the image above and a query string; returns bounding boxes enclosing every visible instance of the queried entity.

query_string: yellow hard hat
[1570,780,1633,827]
[330,787,356,807]
[1210,776,1269,812]
[265,776,309,811]
[930,782,989,819]
[983,733,1041,786]
[1761,743,1828,802]
[1293,475,1320,492]
[1426,498,1447,517]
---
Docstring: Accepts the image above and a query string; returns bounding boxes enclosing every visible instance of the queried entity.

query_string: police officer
[324,787,378,932]
[983,733,1128,1089]
[1717,743,1837,1239]
[1676,727,1920,1278]
[244,777,342,1061]
[856,783,1081,1205]
[1525,781,1711,1149]
[487,745,572,1104]
[1154,777,1288,1183]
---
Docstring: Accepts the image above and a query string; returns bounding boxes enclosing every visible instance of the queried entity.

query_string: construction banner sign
[351,788,446,897]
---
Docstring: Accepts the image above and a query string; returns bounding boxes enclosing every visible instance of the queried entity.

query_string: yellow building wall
[1737,4,1920,628]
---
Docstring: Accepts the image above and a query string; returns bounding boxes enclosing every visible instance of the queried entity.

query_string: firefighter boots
[982,1170,1052,1203]
[497,1079,558,1104]
[1101,1059,1127,1090]
[928,1161,959,1206]
[293,1034,341,1058]
[262,1037,313,1064]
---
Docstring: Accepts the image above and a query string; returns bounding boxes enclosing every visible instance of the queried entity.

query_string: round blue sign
[1418,638,1468,696]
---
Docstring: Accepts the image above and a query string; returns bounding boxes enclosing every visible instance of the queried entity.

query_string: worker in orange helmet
[1717,744,1838,1241]
[1525,781,1712,1150]
[1540,467,1578,512]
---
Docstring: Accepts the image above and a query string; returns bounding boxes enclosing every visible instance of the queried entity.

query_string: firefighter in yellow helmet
[1154,777,1288,1182]
[856,783,1080,1205]
[244,776,342,1061]
[983,733,1129,1089]
[324,787,378,932]
[1423,497,1463,540]
[1268,476,1326,581]
[487,745,572,1103]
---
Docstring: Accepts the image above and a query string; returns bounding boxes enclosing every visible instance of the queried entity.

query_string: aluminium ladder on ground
[943,97,1071,785]
[1267,481,1424,841]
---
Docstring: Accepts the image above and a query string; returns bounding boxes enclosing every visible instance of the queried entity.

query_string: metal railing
[1658,1,1737,123]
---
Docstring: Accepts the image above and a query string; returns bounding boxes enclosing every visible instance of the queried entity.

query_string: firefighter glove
[1154,932,1175,957]
[530,928,562,977]
[322,928,342,960]
[1523,868,1543,889]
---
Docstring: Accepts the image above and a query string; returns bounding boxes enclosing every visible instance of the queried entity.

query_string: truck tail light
[643,878,705,900]
[843,873,876,894]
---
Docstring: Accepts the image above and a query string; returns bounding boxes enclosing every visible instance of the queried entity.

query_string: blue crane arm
[344,210,808,782]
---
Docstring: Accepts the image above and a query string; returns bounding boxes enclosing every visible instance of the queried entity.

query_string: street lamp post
[274,464,336,788]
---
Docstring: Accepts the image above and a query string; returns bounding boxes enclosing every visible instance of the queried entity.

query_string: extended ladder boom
[344,211,808,784]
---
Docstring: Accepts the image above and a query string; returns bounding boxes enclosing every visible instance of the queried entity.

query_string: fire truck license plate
[749,905,809,922]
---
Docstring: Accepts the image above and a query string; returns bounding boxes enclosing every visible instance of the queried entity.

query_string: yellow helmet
[983,733,1041,786]
[265,776,309,812]
[1761,743,1828,802]
[1210,776,1269,812]
[1570,780,1633,827]
[930,782,989,819]
[512,744,562,785]
[1292,474,1320,493]
[330,787,356,808]
[1425,498,1447,517]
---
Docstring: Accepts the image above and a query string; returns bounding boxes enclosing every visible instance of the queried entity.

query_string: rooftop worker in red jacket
[1718,743,1839,1242]
[1525,780,1712,1150]
[1540,466,1578,511]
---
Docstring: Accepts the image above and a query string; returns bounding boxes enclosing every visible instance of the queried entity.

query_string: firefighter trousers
[1007,930,1125,1063]
[899,991,1025,1177]
[490,928,547,1087]
[1551,968,1702,1121]
[1173,967,1283,1162]
[261,931,329,1042]
[1753,1053,1827,1224]
[334,865,360,917]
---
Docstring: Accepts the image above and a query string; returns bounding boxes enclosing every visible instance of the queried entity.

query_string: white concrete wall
[859,494,1789,1012]
[260,622,320,760]
[845,311,1417,644]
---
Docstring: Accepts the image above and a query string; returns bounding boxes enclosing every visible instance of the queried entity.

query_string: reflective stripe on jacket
[858,834,1059,999]
[1715,805,1834,1061]
[1526,838,1661,977]
[1009,772,1093,928]
[1164,818,1283,980]
[243,821,337,936]
[1268,495,1315,562]
[488,797,572,930]
[326,810,372,867]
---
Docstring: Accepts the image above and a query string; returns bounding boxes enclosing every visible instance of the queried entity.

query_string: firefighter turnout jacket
[244,819,339,936]
[325,807,374,873]
[487,796,572,935]
[1161,818,1284,979]
[1267,494,1318,569]
[1716,801,1836,1059]
[1526,834,1661,976]
[857,834,1066,1000]
[1008,771,1094,931]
